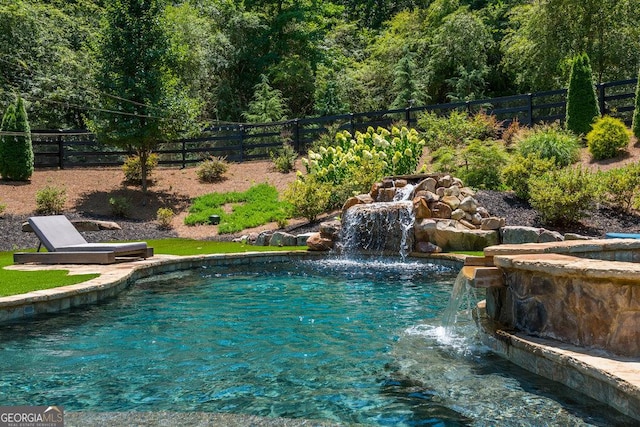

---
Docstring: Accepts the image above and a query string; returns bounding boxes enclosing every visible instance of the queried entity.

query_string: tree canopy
[1,0,639,130]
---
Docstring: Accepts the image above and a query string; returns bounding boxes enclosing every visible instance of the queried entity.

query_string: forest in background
[2,0,640,132]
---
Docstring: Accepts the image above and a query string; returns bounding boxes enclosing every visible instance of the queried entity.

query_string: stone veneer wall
[486,253,640,357]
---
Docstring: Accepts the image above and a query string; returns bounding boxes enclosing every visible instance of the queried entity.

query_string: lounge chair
[13,215,153,264]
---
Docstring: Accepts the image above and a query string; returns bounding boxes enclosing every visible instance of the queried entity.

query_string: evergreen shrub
[156,207,174,229]
[109,196,131,217]
[565,53,600,136]
[270,142,297,173]
[595,164,640,211]
[122,153,158,184]
[586,116,630,160]
[0,98,34,181]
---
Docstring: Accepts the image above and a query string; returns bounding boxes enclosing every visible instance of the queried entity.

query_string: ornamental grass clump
[515,123,580,167]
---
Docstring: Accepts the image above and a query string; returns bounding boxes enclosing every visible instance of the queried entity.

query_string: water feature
[0,259,634,425]
[440,269,481,330]
[340,201,415,258]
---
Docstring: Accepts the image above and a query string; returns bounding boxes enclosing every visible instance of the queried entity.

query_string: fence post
[349,113,355,135]
[293,119,300,152]
[527,93,533,126]
[597,83,606,115]
[181,140,186,169]
[239,125,244,162]
[58,135,64,170]
[405,107,412,127]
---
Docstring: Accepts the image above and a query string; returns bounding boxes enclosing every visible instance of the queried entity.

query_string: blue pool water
[0,258,634,425]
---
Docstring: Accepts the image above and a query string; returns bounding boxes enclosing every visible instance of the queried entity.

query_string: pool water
[0,259,634,425]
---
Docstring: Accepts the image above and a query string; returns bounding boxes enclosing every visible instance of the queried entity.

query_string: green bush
[458,139,507,189]
[109,196,131,218]
[502,152,557,200]
[430,145,458,175]
[565,53,600,136]
[270,142,297,173]
[0,200,5,216]
[594,164,640,211]
[122,153,158,184]
[196,156,228,182]
[156,207,174,229]
[284,174,332,222]
[0,97,34,181]
[586,116,631,160]
[529,166,595,225]
[417,110,501,150]
[516,123,580,167]
[36,185,67,215]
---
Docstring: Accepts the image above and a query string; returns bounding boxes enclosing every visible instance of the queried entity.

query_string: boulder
[296,232,316,246]
[444,186,460,197]
[414,218,437,242]
[481,217,505,230]
[538,229,564,243]
[451,209,465,221]
[320,220,341,239]
[433,220,499,251]
[459,219,477,229]
[394,179,408,188]
[564,233,593,241]
[459,196,478,213]
[435,186,446,198]
[415,177,437,194]
[438,175,453,188]
[377,187,396,202]
[342,194,374,213]
[415,241,442,254]
[500,226,542,244]
[270,231,297,247]
[370,182,382,200]
[442,195,461,210]
[254,231,273,246]
[413,197,432,219]
[307,232,334,251]
[431,201,452,219]
[381,178,395,188]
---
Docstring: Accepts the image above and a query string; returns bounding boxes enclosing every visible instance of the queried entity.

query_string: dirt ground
[0,160,302,239]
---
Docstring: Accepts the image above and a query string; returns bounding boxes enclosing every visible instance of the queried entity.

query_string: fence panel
[30,78,638,169]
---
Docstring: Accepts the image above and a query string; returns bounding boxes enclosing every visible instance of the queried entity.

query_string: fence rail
[31,78,638,169]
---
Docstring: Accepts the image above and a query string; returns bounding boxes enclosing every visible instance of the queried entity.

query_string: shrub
[196,156,228,182]
[156,207,174,229]
[529,166,595,225]
[458,139,508,190]
[586,116,631,160]
[565,53,600,136]
[595,164,640,211]
[0,201,5,216]
[0,97,34,181]
[284,174,332,222]
[417,110,501,150]
[502,153,557,200]
[501,118,522,147]
[109,196,131,218]
[122,153,158,184]
[430,146,458,175]
[270,142,297,173]
[516,123,580,167]
[36,185,67,215]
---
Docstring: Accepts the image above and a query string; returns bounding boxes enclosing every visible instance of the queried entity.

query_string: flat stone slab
[485,238,640,256]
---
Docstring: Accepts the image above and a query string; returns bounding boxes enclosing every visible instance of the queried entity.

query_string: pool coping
[2,251,639,422]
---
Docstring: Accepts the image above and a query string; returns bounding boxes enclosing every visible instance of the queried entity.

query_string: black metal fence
[31,78,638,169]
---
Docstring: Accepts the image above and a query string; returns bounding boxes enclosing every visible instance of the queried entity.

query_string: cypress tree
[632,67,640,139]
[565,53,600,136]
[0,98,34,181]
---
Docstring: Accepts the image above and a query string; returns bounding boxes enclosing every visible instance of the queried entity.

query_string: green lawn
[184,183,293,233]
[0,239,305,297]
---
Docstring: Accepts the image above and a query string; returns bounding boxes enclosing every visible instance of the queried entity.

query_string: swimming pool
[0,258,633,425]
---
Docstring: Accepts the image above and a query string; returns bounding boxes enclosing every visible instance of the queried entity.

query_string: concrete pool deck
[2,251,639,422]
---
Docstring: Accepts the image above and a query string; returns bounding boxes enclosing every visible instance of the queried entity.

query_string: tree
[391,52,420,109]
[314,65,349,116]
[633,67,640,139]
[87,0,199,193]
[565,53,600,136]
[243,74,289,123]
[0,97,34,181]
